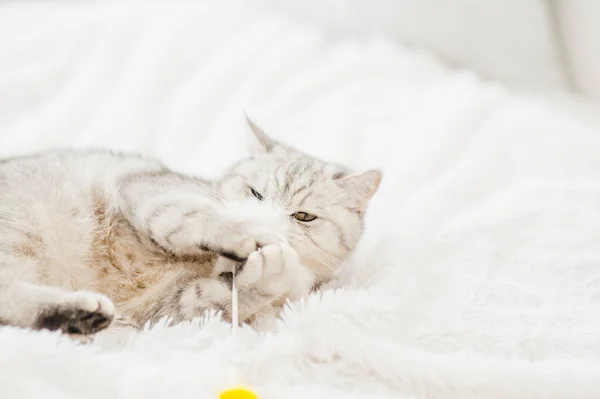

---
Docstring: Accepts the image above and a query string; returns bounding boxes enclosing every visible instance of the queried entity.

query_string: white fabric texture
[256,0,570,93]
[1,1,600,398]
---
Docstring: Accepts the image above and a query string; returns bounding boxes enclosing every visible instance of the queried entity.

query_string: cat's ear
[335,169,382,210]
[245,115,278,156]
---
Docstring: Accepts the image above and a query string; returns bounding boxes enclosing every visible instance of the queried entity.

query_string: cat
[0,117,381,337]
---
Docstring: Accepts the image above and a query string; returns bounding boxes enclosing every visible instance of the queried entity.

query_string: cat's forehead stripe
[297,190,313,207]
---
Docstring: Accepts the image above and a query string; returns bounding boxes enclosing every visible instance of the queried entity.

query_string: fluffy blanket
[1,1,600,398]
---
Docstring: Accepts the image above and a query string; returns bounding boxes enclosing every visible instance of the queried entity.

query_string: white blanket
[1,1,600,398]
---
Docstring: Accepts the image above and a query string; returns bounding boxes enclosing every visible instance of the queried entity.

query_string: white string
[231,267,239,337]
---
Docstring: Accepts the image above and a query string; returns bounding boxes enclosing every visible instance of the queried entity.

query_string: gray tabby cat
[0,118,381,337]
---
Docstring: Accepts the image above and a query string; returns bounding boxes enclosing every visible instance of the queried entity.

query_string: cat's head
[217,117,382,282]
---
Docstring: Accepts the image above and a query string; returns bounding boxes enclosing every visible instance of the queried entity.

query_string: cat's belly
[90,234,215,325]
[88,212,216,318]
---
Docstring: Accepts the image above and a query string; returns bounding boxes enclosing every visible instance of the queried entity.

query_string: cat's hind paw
[34,292,115,336]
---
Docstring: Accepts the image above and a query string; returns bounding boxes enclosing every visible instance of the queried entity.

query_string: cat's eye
[249,187,264,201]
[292,212,318,222]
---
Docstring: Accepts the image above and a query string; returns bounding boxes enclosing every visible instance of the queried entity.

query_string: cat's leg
[0,259,115,335]
[0,283,115,335]
[118,172,281,261]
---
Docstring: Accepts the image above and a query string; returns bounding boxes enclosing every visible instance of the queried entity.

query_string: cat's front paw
[207,225,284,262]
[34,292,115,336]
[238,243,314,299]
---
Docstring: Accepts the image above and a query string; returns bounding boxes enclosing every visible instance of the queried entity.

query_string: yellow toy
[219,388,259,399]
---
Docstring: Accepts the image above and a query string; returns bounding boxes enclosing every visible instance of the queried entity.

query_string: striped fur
[0,120,381,336]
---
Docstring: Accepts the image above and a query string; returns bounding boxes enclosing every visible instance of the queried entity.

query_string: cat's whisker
[306,234,343,264]
[315,250,341,268]
[309,246,343,276]
[314,257,340,275]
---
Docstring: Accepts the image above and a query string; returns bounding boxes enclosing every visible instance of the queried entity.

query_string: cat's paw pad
[34,292,115,335]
